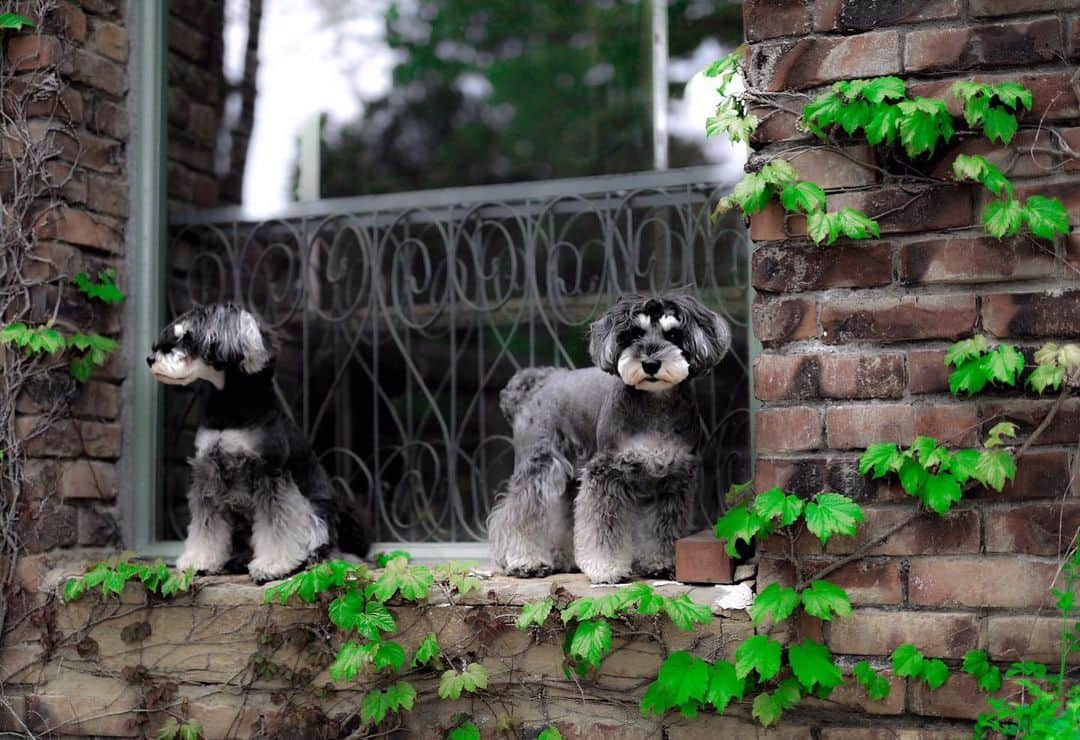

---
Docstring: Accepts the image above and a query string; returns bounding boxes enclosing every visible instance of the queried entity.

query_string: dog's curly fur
[488,294,731,583]
[147,303,371,583]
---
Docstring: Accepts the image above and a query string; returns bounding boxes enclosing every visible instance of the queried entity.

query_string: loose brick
[819,353,905,400]
[988,615,1080,664]
[981,398,1080,446]
[753,354,822,402]
[907,349,949,395]
[5,35,63,71]
[821,295,977,344]
[752,296,818,346]
[909,556,1063,608]
[748,31,901,92]
[757,406,822,453]
[827,402,977,449]
[986,502,1080,556]
[817,506,980,556]
[971,0,1080,16]
[898,236,1056,286]
[905,18,1062,73]
[674,530,733,584]
[742,0,810,41]
[826,608,978,658]
[813,0,960,32]
[752,242,893,292]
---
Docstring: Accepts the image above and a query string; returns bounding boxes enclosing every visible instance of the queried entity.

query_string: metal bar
[169,165,731,225]
[125,0,169,550]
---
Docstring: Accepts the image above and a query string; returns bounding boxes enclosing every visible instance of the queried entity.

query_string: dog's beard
[149,349,225,389]
[616,347,689,392]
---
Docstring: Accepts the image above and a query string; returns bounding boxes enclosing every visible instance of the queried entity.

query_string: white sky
[229,0,745,215]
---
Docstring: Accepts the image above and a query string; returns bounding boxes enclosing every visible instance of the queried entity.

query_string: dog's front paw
[579,562,632,585]
[248,556,306,585]
[501,557,557,579]
[634,558,675,580]
[176,550,227,575]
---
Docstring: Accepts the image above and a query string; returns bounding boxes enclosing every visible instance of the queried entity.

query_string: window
[134,0,752,556]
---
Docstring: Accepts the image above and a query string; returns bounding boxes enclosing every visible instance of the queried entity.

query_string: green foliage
[890,644,950,690]
[751,679,800,728]
[704,46,745,96]
[374,550,412,567]
[859,434,1017,514]
[263,559,369,605]
[412,632,441,668]
[447,721,481,740]
[329,591,397,640]
[329,641,378,682]
[434,561,481,596]
[716,159,798,216]
[803,492,864,546]
[954,151,1070,241]
[800,580,852,621]
[853,661,891,701]
[438,663,488,700]
[953,80,1031,145]
[0,323,65,355]
[1029,342,1080,393]
[567,618,613,670]
[0,12,34,30]
[779,181,826,215]
[952,154,1012,199]
[74,269,125,304]
[516,598,554,629]
[661,593,712,631]
[752,486,804,527]
[704,47,758,144]
[749,583,800,625]
[944,335,1023,396]
[714,504,766,557]
[155,718,203,740]
[537,726,563,740]
[640,652,746,718]
[788,639,843,695]
[963,650,1003,694]
[371,555,433,601]
[63,559,194,602]
[69,333,120,382]
[360,681,416,724]
[806,207,881,246]
[735,634,783,682]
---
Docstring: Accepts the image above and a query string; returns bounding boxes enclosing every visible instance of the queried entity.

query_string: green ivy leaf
[891,643,925,678]
[63,577,86,602]
[859,442,902,478]
[803,493,864,547]
[801,92,845,137]
[993,82,1033,111]
[788,639,844,694]
[985,345,1025,386]
[374,550,412,567]
[371,556,433,602]
[983,198,1023,239]
[517,598,553,629]
[920,473,963,515]
[898,97,954,157]
[438,663,488,700]
[835,99,870,136]
[1028,363,1064,394]
[800,580,852,621]
[949,449,982,485]
[329,592,397,640]
[73,270,126,305]
[568,619,612,669]
[735,634,783,681]
[806,210,838,246]
[0,12,35,30]
[537,727,563,740]
[662,593,712,631]
[964,650,1004,694]
[946,335,990,367]
[864,104,902,146]
[373,640,406,672]
[713,505,766,557]
[861,76,906,103]
[156,717,179,740]
[1022,195,1070,240]
[853,661,892,701]
[728,173,771,215]
[707,100,759,144]
[982,106,1018,145]
[448,721,480,740]
[920,658,950,690]
[657,651,710,706]
[361,680,416,724]
[749,583,800,625]
[560,597,597,623]
[751,679,800,728]
[779,181,826,215]
[705,660,745,713]
[973,450,1016,492]
[753,486,804,527]
[330,640,377,682]
[411,632,440,667]
[178,720,202,740]
[760,159,799,188]
[985,421,1019,449]
[835,208,881,240]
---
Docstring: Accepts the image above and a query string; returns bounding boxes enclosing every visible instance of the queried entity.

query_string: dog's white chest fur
[194,427,261,458]
[618,432,691,460]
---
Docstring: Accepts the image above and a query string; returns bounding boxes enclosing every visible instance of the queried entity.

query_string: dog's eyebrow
[634,313,651,329]
[659,314,680,330]
[173,322,186,338]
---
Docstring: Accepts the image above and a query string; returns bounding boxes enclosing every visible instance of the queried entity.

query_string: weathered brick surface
[981,398,1080,446]
[756,406,822,452]
[812,0,960,33]
[906,349,950,395]
[905,18,1062,73]
[753,296,818,346]
[753,352,904,401]
[898,236,1056,285]
[742,0,810,41]
[820,295,977,345]
[826,609,978,658]
[986,502,1080,556]
[752,242,892,292]
[908,556,1063,608]
[970,0,1080,16]
[988,615,1080,664]
[984,291,1080,338]
[825,402,977,449]
[748,31,901,92]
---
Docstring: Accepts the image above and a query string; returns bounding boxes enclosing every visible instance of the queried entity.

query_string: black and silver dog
[488,294,730,583]
[147,303,370,582]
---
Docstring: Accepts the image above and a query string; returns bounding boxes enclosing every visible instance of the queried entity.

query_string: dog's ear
[200,304,273,373]
[669,294,731,376]
[588,295,642,373]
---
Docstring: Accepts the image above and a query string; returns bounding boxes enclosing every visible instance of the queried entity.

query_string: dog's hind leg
[248,475,330,584]
[633,455,697,579]
[574,452,638,584]
[488,446,573,577]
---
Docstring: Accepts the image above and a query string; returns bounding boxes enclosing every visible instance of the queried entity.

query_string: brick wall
[7,0,131,556]
[746,0,1080,726]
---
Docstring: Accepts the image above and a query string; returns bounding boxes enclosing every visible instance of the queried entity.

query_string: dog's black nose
[146,354,155,367]
[642,360,661,375]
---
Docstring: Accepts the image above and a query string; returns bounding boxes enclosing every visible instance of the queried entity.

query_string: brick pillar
[745,0,1080,722]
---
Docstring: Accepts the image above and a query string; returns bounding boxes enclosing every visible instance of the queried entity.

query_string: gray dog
[488,294,731,583]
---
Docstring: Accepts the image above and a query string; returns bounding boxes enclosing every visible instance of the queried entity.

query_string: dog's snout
[146,354,155,367]
[642,359,661,375]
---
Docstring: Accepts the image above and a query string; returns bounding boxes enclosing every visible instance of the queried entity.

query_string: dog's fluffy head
[147,303,272,389]
[588,294,731,391]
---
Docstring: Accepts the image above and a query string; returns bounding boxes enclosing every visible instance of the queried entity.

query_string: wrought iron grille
[164,166,751,545]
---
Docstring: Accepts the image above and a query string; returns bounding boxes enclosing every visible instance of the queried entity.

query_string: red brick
[803,668,907,716]
[15,416,120,458]
[785,186,974,238]
[822,730,968,740]
[907,350,949,395]
[934,130,1062,180]
[674,530,734,584]
[85,173,129,218]
[45,2,87,41]
[749,106,805,145]
[910,673,1003,721]
[828,402,978,449]
[970,449,1070,501]
[908,71,1080,123]
[812,558,904,605]
[982,398,1080,446]
[986,502,1080,556]
[1071,15,1080,61]
[71,380,121,419]
[90,19,128,62]
[813,0,960,32]
[67,48,127,97]
[742,0,810,41]
[826,608,978,658]
[34,206,124,253]
[898,236,1056,285]
[772,145,879,190]
[757,406,822,453]
[819,354,905,400]
[78,505,118,546]
[815,506,980,556]
[749,31,901,92]
[1013,179,1080,226]
[169,18,210,62]
[821,295,977,345]
[971,0,1080,16]
[910,556,1064,608]
[988,615,1080,664]
[6,35,63,71]
[753,296,817,346]
[58,459,116,500]
[754,354,822,402]
[90,99,129,139]
[752,242,893,292]
[985,291,1080,338]
[754,455,904,502]
[905,18,1062,73]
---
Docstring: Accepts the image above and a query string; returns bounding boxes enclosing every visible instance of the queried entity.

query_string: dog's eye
[664,328,684,344]
[625,327,645,342]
